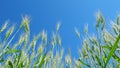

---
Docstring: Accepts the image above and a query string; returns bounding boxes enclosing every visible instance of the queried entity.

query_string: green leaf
[102,45,120,62]
[95,55,102,66]
[104,34,120,68]
[78,58,90,67]
[0,58,4,63]
[5,47,21,54]
[112,53,120,62]
[16,52,22,66]
[8,60,13,68]
[102,45,111,49]
[18,62,24,68]
[117,64,120,68]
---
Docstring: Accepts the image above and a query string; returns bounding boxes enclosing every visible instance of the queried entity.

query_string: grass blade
[8,60,13,68]
[95,55,102,66]
[112,53,120,62]
[5,47,21,54]
[78,58,90,67]
[104,34,120,68]
[102,45,120,62]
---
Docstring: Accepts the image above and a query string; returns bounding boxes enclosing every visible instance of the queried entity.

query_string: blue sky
[0,0,120,58]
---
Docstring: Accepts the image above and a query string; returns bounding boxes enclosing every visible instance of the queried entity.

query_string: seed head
[20,15,30,34]
[0,21,8,33]
[74,27,80,39]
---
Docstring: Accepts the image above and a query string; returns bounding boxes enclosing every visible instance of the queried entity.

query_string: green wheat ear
[84,24,88,34]
[20,15,30,34]
[0,21,8,33]
[4,25,14,41]
[56,22,61,32]
[57,34,62,46]
[51,33,57,48]
[96,11,105,31]
[116,15,120,25]
[74,27,80,39]
[41,30,47,42]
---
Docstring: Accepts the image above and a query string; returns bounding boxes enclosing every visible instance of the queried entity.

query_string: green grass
[0,12,120,68]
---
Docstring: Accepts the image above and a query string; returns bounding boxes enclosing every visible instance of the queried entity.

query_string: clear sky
[0,0,120,58]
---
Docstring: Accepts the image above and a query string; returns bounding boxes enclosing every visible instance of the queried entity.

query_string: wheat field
[0,12,120,68]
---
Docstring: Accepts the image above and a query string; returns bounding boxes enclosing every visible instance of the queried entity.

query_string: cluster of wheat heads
[0,12,120,68]
[75,12,120,68]
[0,16,65,68]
